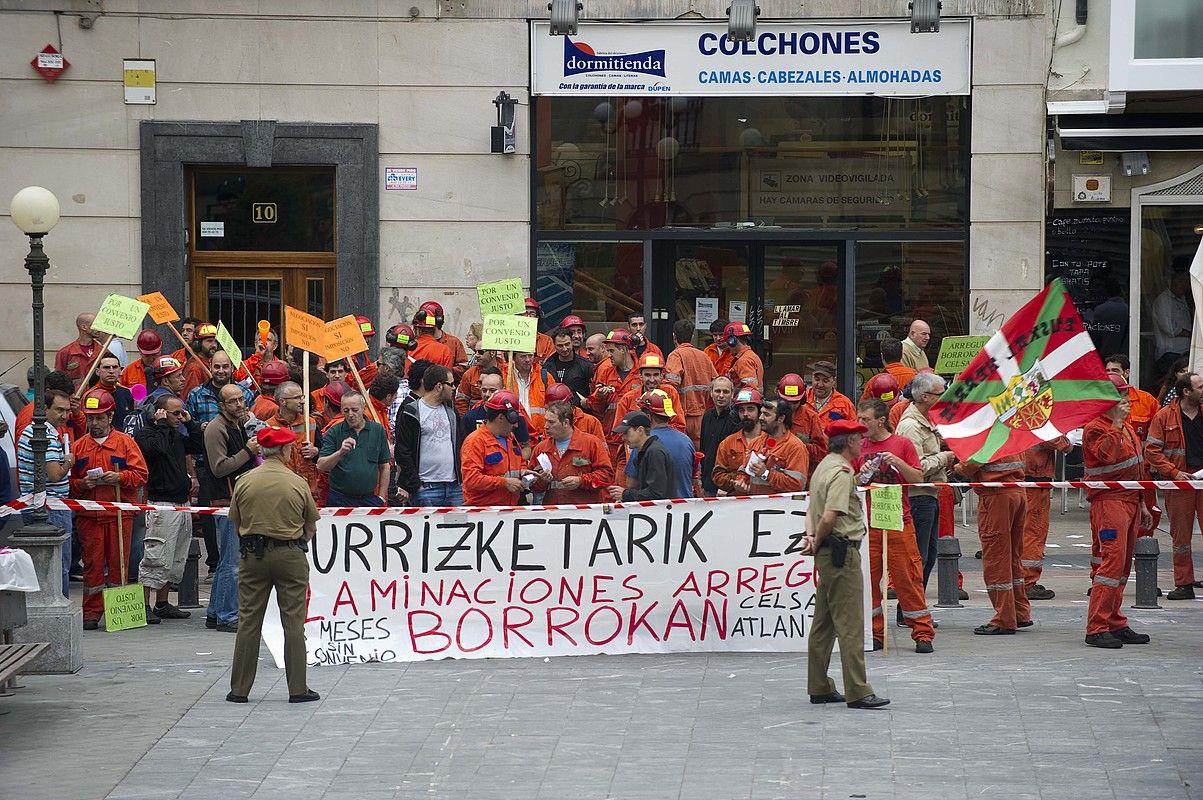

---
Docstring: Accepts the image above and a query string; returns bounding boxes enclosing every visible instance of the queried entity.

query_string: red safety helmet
[156,356,183,378]
[866,373,902,406]
[80,388,115,415]
[724,322,753,346]
[636,353,666,371]
[419,301,445,328]
[637,389,677,418]
[1108,373,1131,394]
[260,361,290,385]
[136,329,162,355]
[777,373,806,401]
[733,388,763,407]
[524,297,541,317]
[323,380,348,405]
[545,383,574,403]
[412,310,438,330]
[604,328,634,348]
[355,315,376,338]
[560,314,585,331]
[386,323,418,351]
[484,389,522,423]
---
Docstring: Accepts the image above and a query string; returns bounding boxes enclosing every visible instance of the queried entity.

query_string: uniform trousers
[807,542,873,704]
[869,521,934,643]
[977,489,1030,630]
[1085,496,1139,635]
[230,541,310,697]
[1165,488,1203,587]
[1021,486,1052,589]
[79,516,133,620]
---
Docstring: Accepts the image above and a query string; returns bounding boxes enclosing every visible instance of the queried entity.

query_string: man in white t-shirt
[395,364,464,506]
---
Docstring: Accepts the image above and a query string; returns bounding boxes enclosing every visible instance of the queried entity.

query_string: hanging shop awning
[1055,113,1203,151]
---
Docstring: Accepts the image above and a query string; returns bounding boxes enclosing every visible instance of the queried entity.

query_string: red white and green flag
[930,278,1120,464]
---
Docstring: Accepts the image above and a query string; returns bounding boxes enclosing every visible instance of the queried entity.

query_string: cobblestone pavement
[2,505,1201,800]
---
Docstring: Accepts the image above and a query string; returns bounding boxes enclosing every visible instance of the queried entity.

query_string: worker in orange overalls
[461,390,530,506]
[959,452,1030,635]
[711,389,764,494]
[529,400,614,504]
[455,349,507,416]
[725,322,764,392]
[419,301,469,379]
[1083,373,1153,648]
[703,319,733,379]
[1145,371,1203,600]
[806,360,857,427]
[179,323,218,398]
[713,392,808,496]
[775,373,828,475]
[1104,354,1163,537]
[587,329,643,460]
[70,388,148,629]
[410,311,454,371]
[545,383,605,440]
[250,360,290,421]
[121,330,163,390]
[523,298,556,365]
[613,353,686,441]
[1020,436,1072,600]
[664,319,718,446]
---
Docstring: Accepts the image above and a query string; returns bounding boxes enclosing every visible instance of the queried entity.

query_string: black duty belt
[239,534,308,559]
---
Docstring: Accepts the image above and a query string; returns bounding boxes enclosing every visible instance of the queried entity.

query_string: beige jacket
[894,401,954,497]
[901,337,930,370]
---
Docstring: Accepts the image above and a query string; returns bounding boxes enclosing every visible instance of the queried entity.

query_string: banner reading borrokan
[262,495,872,667]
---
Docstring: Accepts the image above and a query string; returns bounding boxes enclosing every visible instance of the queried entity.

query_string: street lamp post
[10,186,60,533]
[9,186,81,674]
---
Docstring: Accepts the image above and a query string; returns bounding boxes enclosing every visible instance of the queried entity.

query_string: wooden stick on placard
[166,322,211,379]
[74,334,115,398]
[881,526,889,657]
[347,359,380,425]
[115,480,127,586]
[302,351,311,444]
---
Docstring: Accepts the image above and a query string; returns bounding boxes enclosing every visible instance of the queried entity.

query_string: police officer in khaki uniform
[226,426,320,704]
[803,419,890,710]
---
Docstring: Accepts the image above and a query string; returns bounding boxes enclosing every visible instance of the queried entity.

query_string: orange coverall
[586,359,642,458]
[455,362,509,416]
[530,429,614,504]
[807,389,858,428]
[263,412,325,504]
[788,402,829,476]
[1145,401,1203,587]
[704,342,733,379]
[961,456,1030,630]
[412,335,453,369]
[664,342,718,445]
[710,431,807,495]
[1020,437,1072,589]
[120,358,159,391]
[250,393,279,423]
[70,430,149,621]
[436,330,470,379]
[728,347,764,391]
[461,426,527,506]
[1082,416,1145,635]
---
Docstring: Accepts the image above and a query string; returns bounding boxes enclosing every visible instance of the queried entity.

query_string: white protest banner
[262,495,872,667]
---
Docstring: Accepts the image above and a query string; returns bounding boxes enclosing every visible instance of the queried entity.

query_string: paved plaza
[3,503,1201,800]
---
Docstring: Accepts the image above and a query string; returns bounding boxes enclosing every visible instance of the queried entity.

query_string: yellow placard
[103,584,147,632]
[215,321,244,369]
[136,291,179,325]
[284,305,325,354]
[91,294,150,339]
[477,278,527,318]
[324,315,370,361]
[933,335,990,375]
[869,485,904,531]
[479,314,538,353]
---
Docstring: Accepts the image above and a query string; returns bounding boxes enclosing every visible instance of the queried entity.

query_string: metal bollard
[178,538,202,609]
[936,536,964,608]
[1132,536,1161,610]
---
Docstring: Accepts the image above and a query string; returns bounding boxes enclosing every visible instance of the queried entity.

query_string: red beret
[256,426,297,448]
[825,419,868,438]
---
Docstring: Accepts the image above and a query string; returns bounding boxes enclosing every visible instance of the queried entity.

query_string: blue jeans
[127,513,145,583]
[910,494,940,588]
[207,515,240,624]
[412,482,463,507]
[325,488,383,508]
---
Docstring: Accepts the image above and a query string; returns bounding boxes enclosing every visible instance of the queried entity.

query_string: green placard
[869,485,903,531]
[479,314,538,353]
[91,294,150,340]
[477,278,527,318]
[215,321,244,369]
[934,335,990,375]
[103,584,147,632]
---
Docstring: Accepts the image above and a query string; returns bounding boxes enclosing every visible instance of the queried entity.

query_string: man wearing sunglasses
[396,364,465,506]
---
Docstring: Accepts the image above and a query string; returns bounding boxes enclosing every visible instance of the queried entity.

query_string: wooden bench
[0,641,49,698]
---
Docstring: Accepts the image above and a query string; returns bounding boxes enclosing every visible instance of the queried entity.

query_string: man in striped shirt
[17,389,75,597]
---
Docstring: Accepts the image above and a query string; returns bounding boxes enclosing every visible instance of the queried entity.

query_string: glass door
[658,241,754,349]
[760,244,842,390]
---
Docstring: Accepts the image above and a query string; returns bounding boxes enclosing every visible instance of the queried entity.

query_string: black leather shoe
[973,624,1016,636]
[83,618,99,631]
[225,692,248,703]
[153,603,191,619]
[1016,619,1034,629]
[205,616,217,629]
[872,639,883,651]
[1167,585,1196,600]
[809,691,846,704]
[216,621,239,633]
[289,689,320,703]
[915,640,934,654]
[143,606,161,624]
[848,694,890,709]
[1085,632,1123,649]
[1026,584,1055,600]
[1111,626,1150,644]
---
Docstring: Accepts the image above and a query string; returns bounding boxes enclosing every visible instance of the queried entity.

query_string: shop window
[535,241,644,334]
[192,167,335,252]
[854,241,966,392]
[535,95,968,232]
[1137,205,1198,392]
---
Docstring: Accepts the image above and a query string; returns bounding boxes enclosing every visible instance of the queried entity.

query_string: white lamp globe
[10,186,60,235]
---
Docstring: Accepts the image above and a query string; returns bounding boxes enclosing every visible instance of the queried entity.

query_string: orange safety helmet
[733,388,763,407]
[135,330,162,355]
[604,328,634,348]
[355,315,376,338]
[777,373,806,401]
[260,361,291,385]
[194,323,219,340]
[637,389,677,418]
[386,323,418,351]
[80,388,116,415]
[418,301,445,328]
[866,373,902,406]
[636,353,666,371]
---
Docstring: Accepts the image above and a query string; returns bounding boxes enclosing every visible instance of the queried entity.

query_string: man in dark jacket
[135,394,205,623]
[609,411,676,502]
[395,364,465,505]
[700,376,740,496]
[546,327,594,399]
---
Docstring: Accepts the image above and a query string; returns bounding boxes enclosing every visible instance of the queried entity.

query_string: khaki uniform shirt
[229,458,320,541]
[809,452,865,542]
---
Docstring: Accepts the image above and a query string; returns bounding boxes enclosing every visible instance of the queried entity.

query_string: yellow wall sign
[122,59,155,105]
[252,203,277,223]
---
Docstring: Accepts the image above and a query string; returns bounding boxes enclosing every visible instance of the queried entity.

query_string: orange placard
[323,315,369,361]
[136,292,179,325]
[284,305,325,354]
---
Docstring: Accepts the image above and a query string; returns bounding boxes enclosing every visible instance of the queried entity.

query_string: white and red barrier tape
[1,480,1201,519]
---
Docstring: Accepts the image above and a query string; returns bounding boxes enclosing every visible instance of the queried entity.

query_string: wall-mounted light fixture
[910,0,942,33]
[492,91,518,155]
[1121,151,1150,177]
[549,0,582,36]
[727,0,759,42]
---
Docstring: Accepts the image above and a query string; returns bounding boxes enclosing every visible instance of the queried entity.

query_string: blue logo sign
[563,37,666,78]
